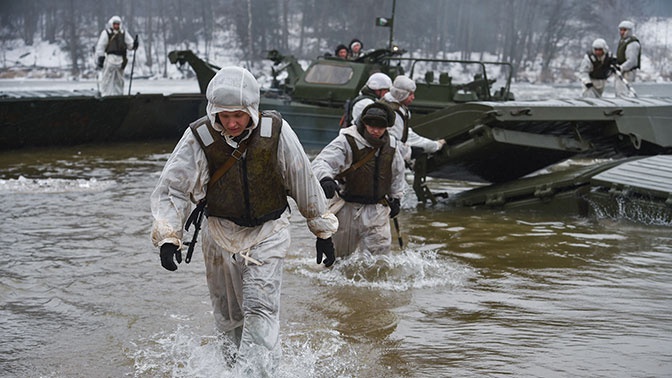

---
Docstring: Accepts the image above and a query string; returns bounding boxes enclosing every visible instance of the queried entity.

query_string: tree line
[0,0,669,82]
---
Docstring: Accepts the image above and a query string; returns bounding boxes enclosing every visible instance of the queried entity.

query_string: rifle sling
[208,137,250,191]
[334,146,378,182]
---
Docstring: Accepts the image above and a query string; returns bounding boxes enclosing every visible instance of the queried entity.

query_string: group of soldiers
[146,16,646,377]
[579,20,641,98]
[149,57,445,375]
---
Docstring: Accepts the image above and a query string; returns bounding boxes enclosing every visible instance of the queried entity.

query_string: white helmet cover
[618,20,634,30]
[366,72,392,90]
[592,38,608,51]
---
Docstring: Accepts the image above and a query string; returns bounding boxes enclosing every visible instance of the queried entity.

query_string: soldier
[150,66,338,376]
[335,44,349,59]
[312,103,407,258]
[381,75,446,162]
[340,72,393,128]
[579,38,613,98]
[349,38,364,59]
[95,16,138,96]
[614,20,641,97]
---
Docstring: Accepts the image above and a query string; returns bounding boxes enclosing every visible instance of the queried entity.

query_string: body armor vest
[189,111,288,227]
[616,36,640,69]
[340,134,395,204]
[381,100,409,142]
[587,52,613,80]
[105,31,127,56]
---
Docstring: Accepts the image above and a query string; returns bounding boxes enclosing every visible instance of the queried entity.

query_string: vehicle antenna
[389,0,396,51]
[375,0,396,51]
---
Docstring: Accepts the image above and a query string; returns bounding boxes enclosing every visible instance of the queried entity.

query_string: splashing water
[290,247,475,292]
[0,176,116,193]
[130,324,359,378]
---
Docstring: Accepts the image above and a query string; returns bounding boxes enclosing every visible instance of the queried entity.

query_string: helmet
[360,102,395,128]
[618,20,634,30]
[592,38,608,51]
[366,73,392,90]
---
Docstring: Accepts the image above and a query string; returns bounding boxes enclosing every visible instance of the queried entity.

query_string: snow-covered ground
[1,16,671,86]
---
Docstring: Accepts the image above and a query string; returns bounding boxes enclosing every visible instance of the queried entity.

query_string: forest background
[1,0,671,84]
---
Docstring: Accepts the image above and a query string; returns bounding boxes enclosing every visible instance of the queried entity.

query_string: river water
[1,80,672,377]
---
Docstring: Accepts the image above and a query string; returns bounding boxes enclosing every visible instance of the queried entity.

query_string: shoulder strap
[334,138,378,181]
[208,136,250,191]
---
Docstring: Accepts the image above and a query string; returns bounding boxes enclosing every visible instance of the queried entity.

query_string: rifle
[383,196,404,248]
[611,64,638,97]
[128,34,139,95]
[184,199,206,263]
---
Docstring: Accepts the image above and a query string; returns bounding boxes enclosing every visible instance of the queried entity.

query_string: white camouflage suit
[578,39,611,98]
[311,125,406,257]
[615,21,641,98]
[382,76,444,161]
[95,16,135,96]
[150,67,338,376]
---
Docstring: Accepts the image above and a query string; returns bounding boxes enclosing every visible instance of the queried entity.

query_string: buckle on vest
[232,149,244,160]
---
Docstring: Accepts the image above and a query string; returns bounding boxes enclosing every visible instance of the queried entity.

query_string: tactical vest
[380,99,408,143]
[340,134,395,204]
[616,36,640,69]
[189,111,288,227]
[105,31,127,56]
[587,52,613,80]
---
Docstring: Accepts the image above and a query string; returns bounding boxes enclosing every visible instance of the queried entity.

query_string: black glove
[319,177,339,199]
[316,237,335,267]
[97,56,105,69]
[388,197,401,218]
[132,38,139,50]
[160,243,182,271]
[410,146,424,159]
[585,82,593,89]
[611,64,621,72]
[609,57,619,66]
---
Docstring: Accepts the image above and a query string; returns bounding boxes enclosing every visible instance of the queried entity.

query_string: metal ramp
[446,155,672,221]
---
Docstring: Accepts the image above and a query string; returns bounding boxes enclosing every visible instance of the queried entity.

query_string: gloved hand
[316,237,335,267]
[319,177,339,199]
[160,243,182,271]
[611,64,621,72]
[388,197,401,218]
[97,56,105,69]
[410,146,424,159]
[585,82,594,89]
[609,57,619,66]
[132,38,139,50]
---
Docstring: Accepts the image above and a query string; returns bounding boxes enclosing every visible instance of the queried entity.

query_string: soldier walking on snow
[95,16,138,96]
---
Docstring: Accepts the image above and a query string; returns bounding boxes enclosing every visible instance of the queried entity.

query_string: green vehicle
[167,0,672,215]
[169,45,514,147]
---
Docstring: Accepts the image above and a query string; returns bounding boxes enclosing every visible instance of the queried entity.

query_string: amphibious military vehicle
[169,47,672,207]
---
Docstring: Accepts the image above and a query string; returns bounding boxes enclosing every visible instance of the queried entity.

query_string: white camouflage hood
[206,66,260,133]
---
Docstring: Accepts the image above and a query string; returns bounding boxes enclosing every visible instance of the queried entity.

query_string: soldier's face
[364,124,386,139]
[218,111,251,137]
[594,48,604,57]
[401,92,415,106]
[113,22,120,30]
